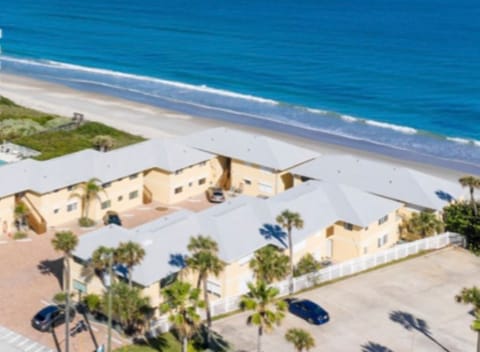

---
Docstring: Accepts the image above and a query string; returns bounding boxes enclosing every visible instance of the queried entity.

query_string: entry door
[326,239,333,258]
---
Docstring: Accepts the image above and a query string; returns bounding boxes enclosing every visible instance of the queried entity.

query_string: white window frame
[258,182,273,194]
[66,201,78,212]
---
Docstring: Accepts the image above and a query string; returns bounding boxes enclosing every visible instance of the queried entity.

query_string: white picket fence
[151,232,464,333]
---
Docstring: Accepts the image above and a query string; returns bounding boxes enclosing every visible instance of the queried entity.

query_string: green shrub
[79,217,95,227]
[84,293,102,312]
[0,119,45,139]
[294,253,323,277]
[13,231,28,240]
[444,201,480,247]
[44,116,71,128]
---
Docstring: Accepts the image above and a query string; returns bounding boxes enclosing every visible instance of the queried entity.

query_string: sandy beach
[0,72,470,181]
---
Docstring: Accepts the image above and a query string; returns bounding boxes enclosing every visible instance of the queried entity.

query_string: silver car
[207,187,226,203]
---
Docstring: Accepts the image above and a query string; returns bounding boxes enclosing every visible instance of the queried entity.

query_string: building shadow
[259,223,287,248]
[361,341,393,352]
[389,310,450,352]
[38,258,64,289]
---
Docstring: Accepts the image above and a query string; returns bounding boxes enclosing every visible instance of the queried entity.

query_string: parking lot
[0,191,216,351]
[214,247,480,352]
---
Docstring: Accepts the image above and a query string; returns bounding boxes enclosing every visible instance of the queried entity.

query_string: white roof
[0,139,212,198]
[74,181,401,286]
[180,127,319,170]
[291,155,463,211]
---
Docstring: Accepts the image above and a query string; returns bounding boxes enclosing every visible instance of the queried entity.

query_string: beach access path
[0,72,466,182]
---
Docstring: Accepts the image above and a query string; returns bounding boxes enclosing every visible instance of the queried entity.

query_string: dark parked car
[103,211,122,226]
[207,187,226,203]
[286,298,329,325]
[32,305,76,332]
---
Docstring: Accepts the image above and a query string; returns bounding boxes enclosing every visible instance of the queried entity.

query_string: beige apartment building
[71,180,403,313]
[0,139,213,234]
[180,127,319,197]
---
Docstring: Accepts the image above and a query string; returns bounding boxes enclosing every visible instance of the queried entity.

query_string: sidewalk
[0,325,53,352]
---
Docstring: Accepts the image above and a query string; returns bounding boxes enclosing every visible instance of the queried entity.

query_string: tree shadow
[361,341,393,352]
[194,325,231,352]
[133,334,169,350]
[259,223,287,248]
[389,311,450,352]
[50,327,62,352]
[435,190,454,202]
[168,253,187,269]
[38,258,63,289]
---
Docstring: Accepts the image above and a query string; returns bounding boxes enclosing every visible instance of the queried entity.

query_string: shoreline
[0,72,474,181]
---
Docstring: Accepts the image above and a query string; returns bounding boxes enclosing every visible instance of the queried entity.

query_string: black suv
[31,305,75,332]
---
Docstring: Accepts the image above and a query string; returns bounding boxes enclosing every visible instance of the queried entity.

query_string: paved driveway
[214,247,480,352]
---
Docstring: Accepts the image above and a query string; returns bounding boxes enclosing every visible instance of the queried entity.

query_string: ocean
[1,0,479,171]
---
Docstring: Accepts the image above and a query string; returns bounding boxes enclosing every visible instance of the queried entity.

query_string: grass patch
[15,122,145,160]
[114,332,195,352]
[0,96,145,160]
[13,231,28,240]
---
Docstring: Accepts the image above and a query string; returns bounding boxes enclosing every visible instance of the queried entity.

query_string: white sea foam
[340,114,357,122]
[447,137,480,147]
[2,56,279,105]
[364,119,418,134]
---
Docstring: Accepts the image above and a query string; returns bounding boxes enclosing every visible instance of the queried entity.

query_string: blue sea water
[0,0,479,171]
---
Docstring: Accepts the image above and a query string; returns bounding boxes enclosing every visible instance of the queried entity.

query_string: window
[377,234,389,248]
[343,222,353,231]
[174,186,183,194]
[101,200,111,209]
[102,182,111,188]
[67,202,78,212]
[200,161,207,167]
[117,195,123,202]
[53,208,60,214]
[188,180,193,187]
[363,247,368,255]
[67,185,74,191]
[258,182,273,194]
[129,190,139,199]
[243,178,252,185]
[206,280,222,297]
[198,178,206,185]
[129,173,138,180]
[378,215,389,225]
[175,169,183,175]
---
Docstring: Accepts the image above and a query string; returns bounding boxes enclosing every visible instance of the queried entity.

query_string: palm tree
[106,281,151,334]
[72,178,106,222]
[459,175,480,216]
[455,287,480,352]
[403,211,444,239]
[92,245,116,352]
[249,245,290,284]
[186,235,224,329]
[116,241,146,287]
[51,231,78,352]
[285,328,316,352]
[240,280,286,352]
[160,281,204,352]
[276,210,304,294]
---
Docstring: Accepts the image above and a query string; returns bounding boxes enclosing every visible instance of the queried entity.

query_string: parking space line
[8,334,22,343]
[0,331,14,339]
[17,337,30,347]
[24,342,39,351]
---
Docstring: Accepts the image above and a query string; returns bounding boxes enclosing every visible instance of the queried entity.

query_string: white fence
[151,232,464,333]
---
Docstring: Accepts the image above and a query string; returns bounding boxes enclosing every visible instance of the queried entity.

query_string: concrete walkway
[0,325,54,352]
